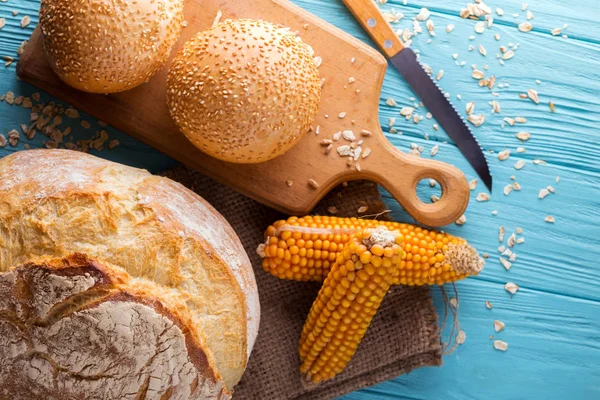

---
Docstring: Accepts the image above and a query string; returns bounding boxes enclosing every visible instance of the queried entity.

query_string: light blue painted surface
[1,1,599,399]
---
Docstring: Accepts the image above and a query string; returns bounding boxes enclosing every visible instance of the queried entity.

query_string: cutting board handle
[342,0,404,58]
[360,137,470,227]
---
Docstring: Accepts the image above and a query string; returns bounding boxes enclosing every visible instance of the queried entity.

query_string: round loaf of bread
[167,19,322,163]
[0,150,260,390]
[0,254,230,399]
[39,0,184,93]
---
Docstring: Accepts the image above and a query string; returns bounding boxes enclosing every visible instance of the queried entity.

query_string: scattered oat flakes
[514,160,526,170]
[456,330,466,345]
[327,206,337,214]
[342,130,356,141]
[556,175,560,183]
[527,89,539,104]
[486,300,493,309]
[386,98,397,107]
[20,16,31,28]
[507,233,516,247]
[494,340,508,351]
[539,188,550,199]
[416,8,431,21]
[469,179,478,190]
[476,193,490,202]
[478,45,487,56]
[500,257,512,270]
[7,129,20,147]
[474,21,485,34]
[498,149,510,161]
[549,101,555,112]
[314,56,322,68]
[400,106,414,117]
[466,101,475,115]
[338,112,347,119]
[105,139,119,150]
[467,114,485,127]
[502,50,515,60]
[492,210,498,215]
[516,132,531,141]
[491,100,501,113]
[514,116,527,124]
[308,179,320,189]
[545,215,555,223]
[431,195,440,203]
[551,27,562,36]
[503,185,512,196]
[494,320,505,332]
[449,297,458,308]
[455,214,467,225]
[446,24,455,33]
[426,20,435,36]
[494,33,501,41]
[499,226,505,242]
[504,282,519,294]
[65,108,80,119]
[430,144,439,157]
[357,206,369,214]
[516,237,525,244]
[0,18,5,30]
[472,70,485,79]
[436,70,444,81]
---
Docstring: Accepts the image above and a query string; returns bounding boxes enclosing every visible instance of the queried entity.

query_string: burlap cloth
[164,166,442,400]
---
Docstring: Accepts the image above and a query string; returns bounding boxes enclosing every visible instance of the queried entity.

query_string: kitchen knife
[342,0,493,192]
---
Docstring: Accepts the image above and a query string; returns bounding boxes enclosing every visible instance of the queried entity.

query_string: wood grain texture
[15,0,470,227]
[1,0,599,399]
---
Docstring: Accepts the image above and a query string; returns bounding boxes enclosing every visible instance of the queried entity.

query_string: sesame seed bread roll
[0,149,260,390]
[39,0,184,93]
[167,19,322,163]
[0,254,230,399]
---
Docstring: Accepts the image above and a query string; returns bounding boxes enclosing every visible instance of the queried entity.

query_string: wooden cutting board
[17,0,469,227]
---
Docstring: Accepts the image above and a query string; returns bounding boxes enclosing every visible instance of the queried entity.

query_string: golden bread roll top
[39,0,184,93]
[167,19,322,163]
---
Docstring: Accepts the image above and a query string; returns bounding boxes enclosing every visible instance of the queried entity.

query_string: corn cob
[299,226,402,383]
[259,216,484,286]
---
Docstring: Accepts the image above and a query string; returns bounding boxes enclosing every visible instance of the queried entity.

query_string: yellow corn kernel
[258,216,484,285]
[299,227,402,383]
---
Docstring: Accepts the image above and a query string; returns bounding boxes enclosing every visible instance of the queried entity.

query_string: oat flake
[494,340,508,351]
[505,282,519,294]
[494,320,505,332]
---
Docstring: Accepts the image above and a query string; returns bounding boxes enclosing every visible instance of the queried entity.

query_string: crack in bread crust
[0,254,229,400]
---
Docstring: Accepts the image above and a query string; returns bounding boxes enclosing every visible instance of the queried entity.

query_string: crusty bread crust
[0,150,260,389]
[0,254,230,399]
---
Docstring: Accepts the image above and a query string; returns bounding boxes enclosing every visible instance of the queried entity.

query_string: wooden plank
[343,280,600,400]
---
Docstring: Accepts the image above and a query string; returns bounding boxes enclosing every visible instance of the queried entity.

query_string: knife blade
[341,0,492,191]
[391,49,492,191]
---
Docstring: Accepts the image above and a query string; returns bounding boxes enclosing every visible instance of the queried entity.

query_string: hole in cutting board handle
[416,178,442,205]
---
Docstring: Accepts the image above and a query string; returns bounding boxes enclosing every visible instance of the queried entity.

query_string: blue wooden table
[1,1,598,398]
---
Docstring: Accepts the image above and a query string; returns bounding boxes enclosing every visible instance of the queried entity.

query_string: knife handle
[342,0,404,58]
